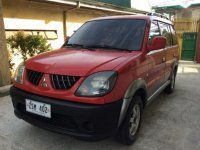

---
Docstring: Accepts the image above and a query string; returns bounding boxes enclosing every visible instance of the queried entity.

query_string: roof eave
[28,0,148,14]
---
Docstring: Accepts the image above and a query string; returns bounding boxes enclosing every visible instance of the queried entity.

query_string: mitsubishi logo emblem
[41,77,48,88]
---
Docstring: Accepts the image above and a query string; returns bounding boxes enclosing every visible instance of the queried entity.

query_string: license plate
[25,99,51,118]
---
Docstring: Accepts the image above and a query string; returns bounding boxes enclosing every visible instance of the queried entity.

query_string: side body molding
[118,78,147,127]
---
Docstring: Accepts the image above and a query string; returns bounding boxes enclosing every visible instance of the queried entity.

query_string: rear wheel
[165,71,176,94]
[117,95,143,145]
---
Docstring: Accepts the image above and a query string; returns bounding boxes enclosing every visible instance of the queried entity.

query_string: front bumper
[10,86,122,140]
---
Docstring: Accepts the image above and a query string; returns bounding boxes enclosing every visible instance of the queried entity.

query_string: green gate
[181,32,198,61]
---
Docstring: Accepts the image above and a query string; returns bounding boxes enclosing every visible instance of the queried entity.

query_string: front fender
[117,78,147,127]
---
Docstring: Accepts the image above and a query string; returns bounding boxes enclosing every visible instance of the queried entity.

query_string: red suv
[10,14,179,145]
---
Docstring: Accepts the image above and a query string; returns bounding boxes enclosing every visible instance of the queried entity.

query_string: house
[2,0,150,49]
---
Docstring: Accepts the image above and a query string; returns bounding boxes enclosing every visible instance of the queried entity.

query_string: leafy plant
[7,31,52,79]
[8,50,15,79]
[7,32,52,62]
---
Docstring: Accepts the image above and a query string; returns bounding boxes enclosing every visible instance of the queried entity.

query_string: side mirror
[148,36,166,51]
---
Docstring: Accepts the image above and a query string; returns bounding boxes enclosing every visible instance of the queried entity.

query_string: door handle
[162,57,166,62]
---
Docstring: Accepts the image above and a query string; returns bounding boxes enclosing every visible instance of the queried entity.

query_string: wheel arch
[172,60,179,77]
[174,63,178,76]
[117,78,148,127]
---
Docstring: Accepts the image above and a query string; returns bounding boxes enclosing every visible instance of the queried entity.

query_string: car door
[147,20,166,97]
[158,22,178,81]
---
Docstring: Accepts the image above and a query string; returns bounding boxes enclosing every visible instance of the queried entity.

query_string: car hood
[26,48,138,76]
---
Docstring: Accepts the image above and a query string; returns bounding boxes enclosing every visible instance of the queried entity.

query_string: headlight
[14,62,25,84]
[75,71,117,97]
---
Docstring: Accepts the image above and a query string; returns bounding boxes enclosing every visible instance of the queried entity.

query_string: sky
[150,0,200,8]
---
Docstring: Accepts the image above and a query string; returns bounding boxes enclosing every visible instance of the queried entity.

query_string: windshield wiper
[63,43,95,51]
[85,44,131,52]
[63,44,131,52]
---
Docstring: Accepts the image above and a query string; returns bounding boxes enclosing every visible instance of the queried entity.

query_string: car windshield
[64,19,146,51]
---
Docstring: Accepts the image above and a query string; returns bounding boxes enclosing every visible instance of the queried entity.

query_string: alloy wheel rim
[129,104,140,136]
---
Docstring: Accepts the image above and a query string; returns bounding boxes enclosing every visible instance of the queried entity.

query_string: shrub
[7,31,52,62]
[7,31,52,78]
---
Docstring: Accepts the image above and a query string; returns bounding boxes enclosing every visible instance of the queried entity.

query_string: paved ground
[0,61,200,150]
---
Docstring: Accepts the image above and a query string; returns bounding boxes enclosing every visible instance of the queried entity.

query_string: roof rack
[147,12,169,20]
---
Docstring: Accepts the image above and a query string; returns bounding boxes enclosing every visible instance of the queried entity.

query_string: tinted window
[149,21,160,39]
[158,22,172,46]
[170,25,178,45]
[149,21,160,44]
[66,19,146,51]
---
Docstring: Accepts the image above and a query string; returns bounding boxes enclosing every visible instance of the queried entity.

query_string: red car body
[10,14,179,144]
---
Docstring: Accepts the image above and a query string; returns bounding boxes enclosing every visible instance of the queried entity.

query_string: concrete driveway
[0,61,200,150]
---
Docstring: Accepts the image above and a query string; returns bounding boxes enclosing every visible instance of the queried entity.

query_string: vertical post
[169,12,172,21]
[0,0,11,86]
[195,20,200,63]
[63,10,67,42]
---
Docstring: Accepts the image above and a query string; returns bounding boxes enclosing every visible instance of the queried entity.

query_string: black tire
[165,71,176,94]
[117,95,143,145]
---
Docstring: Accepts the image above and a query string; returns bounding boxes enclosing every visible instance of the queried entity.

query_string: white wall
[131,0,151,12]
[3,0,65,49]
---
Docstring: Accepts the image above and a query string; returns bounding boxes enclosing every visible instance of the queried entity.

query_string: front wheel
[117,95,143,145]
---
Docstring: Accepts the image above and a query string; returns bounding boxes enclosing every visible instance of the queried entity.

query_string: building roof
[30,0,148,14]
[96,0,130,8]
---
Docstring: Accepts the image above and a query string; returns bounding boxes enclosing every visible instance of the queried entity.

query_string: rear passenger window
[170,25,178,45]
[149,21,160,44]
[149,21,160,38]
[158,22,172,47]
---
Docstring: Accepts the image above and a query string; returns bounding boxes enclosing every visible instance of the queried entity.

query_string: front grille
[27,69,43,85]
[51,74,80,90]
